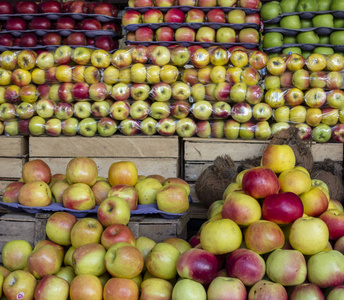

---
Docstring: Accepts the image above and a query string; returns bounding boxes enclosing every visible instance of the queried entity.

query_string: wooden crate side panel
[184,140,268,162]
[185,163,212,182]
[0,136,28,157]
[0,158,25,178]
[311,143,344,162]
[29,136,179,158]
[29,157,179,178]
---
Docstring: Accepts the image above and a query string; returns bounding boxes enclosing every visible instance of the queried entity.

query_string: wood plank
[0,136,28,157]
[0,158,25,178]
[311,143,344,162]
[185,163,212,182]
[29,136,179,158]
[29,157,179,178]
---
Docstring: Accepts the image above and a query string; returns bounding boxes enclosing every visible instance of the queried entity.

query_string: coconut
[236,156,262,174]
[311,159,344,203]
[195,155,237,208]
[269,127,314,173]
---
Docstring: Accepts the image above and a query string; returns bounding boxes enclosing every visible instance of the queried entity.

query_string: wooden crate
[0,136,28,194]
[183,138,344,216]
[0,213,49,263]
[128,212,190,242]
[29,136,180,178]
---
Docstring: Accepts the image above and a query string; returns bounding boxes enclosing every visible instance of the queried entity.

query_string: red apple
[68,0,87,13]
[56,17,75,30]
[262,192,304,225]
[93,36,114,51]
[38,0,61,13]
[2,182,24,203]
[0,1,13,14]
[93,3,113,16]
[22,159,52,184]
[15,1,36,14]
[242,167,280,199]
[320,210,344,240]
[42,33,62,46]
[65,32,86,46]
[108,184,139,210]
[29,17,51,30]
[19,33,37,47]
[101,223,136,250]
[164,8,185,23]
[0,33,12,46]
[6,17,26,31]
[79,18,102,31]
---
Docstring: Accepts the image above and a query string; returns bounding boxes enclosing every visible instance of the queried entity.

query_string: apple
[70,218,103,250]
[104,278,139,300]
[101,223,136,250]
[56,16,75,30]
[61,118,79,136]
[196,26,216,43]
[172,279,207,300]
[2,240,32,271]
[54,46,73,65]
[6,17,26,31]
[62,182,96,210]
[140,277,173,300]
[261,144,296,174]
[3,270,37,300]
[164,8,184,23]
[2,181,24,203]
[97,196,131,227]
[108,184,138,210]
[289,283,325,300]
[37,0,61,13]
[34,275,69,300]
[11,69,31,87]
[185,8,204,23]
[131,45,149,64]
[248,280,288,299]
[69,274,102,300]
[0,1,13,14]
[207,277,247,300]
[42,32,62,46]
[175,27,196,42]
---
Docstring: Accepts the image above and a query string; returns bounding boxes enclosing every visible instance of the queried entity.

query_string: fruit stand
[1,0,344,299]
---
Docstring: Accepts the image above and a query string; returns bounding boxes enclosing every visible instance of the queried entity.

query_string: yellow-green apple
[198,65,212,84]
[255,121,271,140]
[73,101,91,119]
[11,68,31,87]
[27,245,62,279]
[111,84,130,102]
[102,66,119,85]
[200,218,242,255]
[267,56,287,76]
[97,196,131,227]
[35,98,55,119]
[312,123,332,143]
[224,119,240,139]
[209,47,229,67]
[71,218,103,249]
[134,178,161,205]
[162,238,191,255]
[108,184,138,210]
[150,46,171,66]
[105,243,144,278]
[299,186,329,217]
[321,107,339,126]
[69,274,102,300]
[136,236,156,270]
[292,69,310,90]
[307,250,344,288]
[227,9,246,24]
[129,99,150,119]
[325,285,344,299]
[309,71,327,89]
[172,278,206,300]
[33,240,64,263]
[55,65,72,83]
[61,118,78,136]
[140,277,173,300]
[28,115,45,136]
[156,184,189,213]
[4,119,18,136]
[241,66,260,85]
[104,277,139,300]
[185,8,205,22]
[306,53,327,72]
[246,85,264,105]
[170,46,190,67]
[272,122,290,135]
[72,243,106,276]
[327,89,344,109]
[0,68,11,85]
[261,144,296,174]
[22,159,51,184]
[66,157,98,186]
[327,53,344,71]
[90,49,110,69]
[63,247,75,267]
[207,277,247,300]
[2,181,24,203]
[175,118,197,138]
[84,66,101,84]
[146,65,161,84]
[289,283,324,300]
[248,280,288,299]
[226,248,265,286]
[92,101,111,118]
[3,270,37,300]
[286,53,305,71]
[264,75,280,90]
[34,274,69,300]
[252,103,272,122]
[156,117,176,136]
[231,102,253,122]
[54,45,72,65]
[101,223,135,250]
[17,50,36,71]
[0,50,17,70]
[222,192,261,226]
[172,81,191,101]
[0,265,10,278]
[175,27,196,42]
[91,180,112,206]
[191,48,210,68]
[245,220,285,254]
[238,28,259,43]
[62,183,96,210]
[210,65,226,83]
[146,242,180,280]
[2,240,32,271]
[266,249,307,286]
[215,27,236,43]
[278,168,312,195]
[71,47,92,65]
[289,216,329,255]
[18,181,52,207]
[111,49,132,69]
[130,63,147,84]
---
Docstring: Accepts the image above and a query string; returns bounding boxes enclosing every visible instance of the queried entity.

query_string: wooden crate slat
[29,136,179,158]
[29,157,179,178]
[0,136,28,157]
[311,143,344,162]
[185,163,212,182]
[0,157,25,179]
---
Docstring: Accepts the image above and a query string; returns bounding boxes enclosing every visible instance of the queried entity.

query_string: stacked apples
[1,157,190,216]
[2,144,344,299]
[0,0,120,50]
[265,52,344,143]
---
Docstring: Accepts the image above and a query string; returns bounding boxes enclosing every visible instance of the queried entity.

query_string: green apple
[282,47,302,55]
[280,0,298,12]
[296,31,319,44]
[302,51,312,59]
[135,178,162,205]
[313,47,334,55]
[318,35,330,44]
[331,0,344,10]
[301,19,313,28]
[268,53,280,59]
[334,19,344,28]
[263,32,284,48]
[312,124,332,143]
[317,0,332,11]
[330,31,344,45]
[260,1,282,21]
[297,0,318,12]
[264,24,279,28]
[312,14,334,27]
[280,15,301,29]
[284,36,297,44]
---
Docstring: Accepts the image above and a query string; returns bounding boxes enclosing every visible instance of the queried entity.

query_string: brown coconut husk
[195,155,237,208]
[236,156,262,174]
[269,127,314,173]
[311,159,344,203]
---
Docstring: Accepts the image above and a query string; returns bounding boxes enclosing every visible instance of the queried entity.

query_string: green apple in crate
[297,31,319,44]
[280,0,298,12]
[313,47,334,55]
[331,0,344,10]
[317,0,332,11]
[312,14,334,28]
[263,32,284,48]
[318,35,330,44]
[297,0,318,11]
[301,19,313,28]
[335,19,344,28]
[330,31,344,45]
[282,47,302,55]
[260,1,281,21]
[280,15,301,29]
[284,36,297,44]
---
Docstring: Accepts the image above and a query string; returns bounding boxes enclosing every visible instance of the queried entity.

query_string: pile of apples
[2,144,344,299]
[0,0,120,50]
[1,157,190,215]
[264,52,344,143]
[261,0,344,57]
[128,0,261,8]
